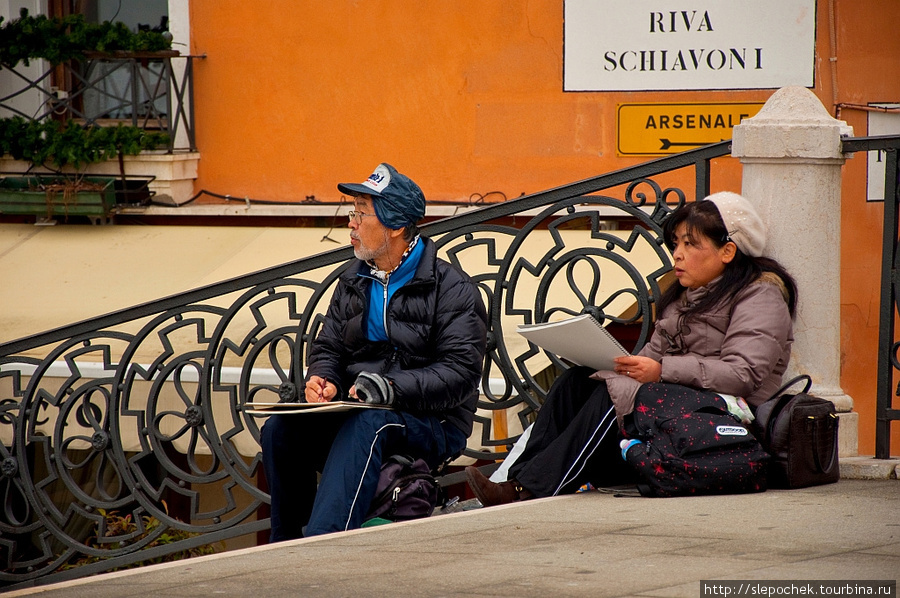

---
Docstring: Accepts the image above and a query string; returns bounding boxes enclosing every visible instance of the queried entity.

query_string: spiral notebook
[517,314,629,371]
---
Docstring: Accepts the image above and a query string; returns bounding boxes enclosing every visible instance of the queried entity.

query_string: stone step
[839,455,900,480]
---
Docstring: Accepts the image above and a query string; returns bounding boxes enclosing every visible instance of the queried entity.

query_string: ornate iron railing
[842,135,900,459]
[0,140,737,587]
[0,52,197,152]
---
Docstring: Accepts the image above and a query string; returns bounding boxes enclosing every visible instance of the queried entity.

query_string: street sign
[617,102,764,155]
[565,1,815,92]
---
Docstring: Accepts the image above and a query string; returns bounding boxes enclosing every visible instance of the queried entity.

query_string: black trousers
[509,366,636,497]
[261,409,465,540]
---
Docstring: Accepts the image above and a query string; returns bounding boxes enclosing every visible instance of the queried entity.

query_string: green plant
[0,117,169,171]
[0,8,171,69]
[62,504,222,572]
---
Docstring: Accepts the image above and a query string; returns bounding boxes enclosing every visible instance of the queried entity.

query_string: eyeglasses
[347,210,376,225]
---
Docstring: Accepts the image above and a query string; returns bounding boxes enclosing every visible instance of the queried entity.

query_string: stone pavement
[6,473,898,598]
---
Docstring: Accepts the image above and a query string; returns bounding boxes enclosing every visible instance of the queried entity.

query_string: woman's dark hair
[656,200,798,321]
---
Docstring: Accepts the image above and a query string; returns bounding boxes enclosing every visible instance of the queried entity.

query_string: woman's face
[671,222,736,289]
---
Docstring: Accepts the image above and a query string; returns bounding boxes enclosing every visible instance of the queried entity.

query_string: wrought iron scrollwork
[0,141,736,586]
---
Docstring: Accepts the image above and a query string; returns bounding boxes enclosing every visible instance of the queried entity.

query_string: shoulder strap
[769,374,812,399]
[756,375,813,445]
[387,454,416,468]
[811,414,839,473]
[763,393,796,442]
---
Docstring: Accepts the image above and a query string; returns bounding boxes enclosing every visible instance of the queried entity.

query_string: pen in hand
[306,376,331,403]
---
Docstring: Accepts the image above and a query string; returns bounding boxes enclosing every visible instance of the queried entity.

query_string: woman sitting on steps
[466,192,798,506]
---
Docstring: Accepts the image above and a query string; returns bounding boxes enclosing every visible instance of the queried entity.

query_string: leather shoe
[465,466,532,507]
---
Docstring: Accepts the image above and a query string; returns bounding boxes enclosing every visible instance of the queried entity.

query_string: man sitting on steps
[261,163,488,539]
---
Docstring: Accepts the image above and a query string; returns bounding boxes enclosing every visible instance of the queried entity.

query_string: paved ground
[6,474,898,598]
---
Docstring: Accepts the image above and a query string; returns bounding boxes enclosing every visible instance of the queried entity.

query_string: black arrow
[659,138,707,151]
[659,138,728,150]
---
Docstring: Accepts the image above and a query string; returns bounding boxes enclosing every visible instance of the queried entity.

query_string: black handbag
[365,455,441,522]
[753,375,840,488]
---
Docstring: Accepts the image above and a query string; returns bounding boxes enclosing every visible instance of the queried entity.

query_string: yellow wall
[187,1,900,454]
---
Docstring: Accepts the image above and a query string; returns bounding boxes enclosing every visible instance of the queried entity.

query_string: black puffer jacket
[306,237,488,435]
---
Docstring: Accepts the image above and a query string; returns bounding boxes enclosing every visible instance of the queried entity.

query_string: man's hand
[353,372,394,405]
[305,375,337,403]
[613,356,662,384]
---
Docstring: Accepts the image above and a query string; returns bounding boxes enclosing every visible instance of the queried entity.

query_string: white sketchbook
[517,314,629,371]
[243,401,390,415]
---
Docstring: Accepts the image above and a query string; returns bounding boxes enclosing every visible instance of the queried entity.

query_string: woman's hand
[613,356,662,384]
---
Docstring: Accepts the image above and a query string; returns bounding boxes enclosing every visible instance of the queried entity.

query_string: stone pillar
[732,86,858,456]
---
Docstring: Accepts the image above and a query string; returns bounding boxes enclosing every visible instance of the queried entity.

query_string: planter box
[0,152,199,205]
[0,176,116,219]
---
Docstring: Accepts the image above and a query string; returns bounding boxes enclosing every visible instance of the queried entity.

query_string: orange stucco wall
[829,1,900,456]
[188,1,753,203]
[188,1,900,454]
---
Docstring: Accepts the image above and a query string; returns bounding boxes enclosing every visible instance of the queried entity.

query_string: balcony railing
[0,52,197,152]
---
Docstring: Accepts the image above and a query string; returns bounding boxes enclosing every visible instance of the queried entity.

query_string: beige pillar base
[837,411,859,458]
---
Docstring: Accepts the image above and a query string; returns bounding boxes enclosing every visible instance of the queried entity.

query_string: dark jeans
[260,408,466,540]
[509,366,635,496]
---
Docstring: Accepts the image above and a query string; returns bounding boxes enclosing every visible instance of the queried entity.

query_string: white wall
[0,0,49,120]
[168,0,191,54]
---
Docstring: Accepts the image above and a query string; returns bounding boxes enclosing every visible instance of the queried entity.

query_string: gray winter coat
[602,272,793,425]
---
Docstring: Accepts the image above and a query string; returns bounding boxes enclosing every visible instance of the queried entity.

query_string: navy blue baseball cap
[338,163,426,230]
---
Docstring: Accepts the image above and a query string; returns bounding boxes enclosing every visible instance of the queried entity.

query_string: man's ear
[389,227,406,240]
[720,241,737,264]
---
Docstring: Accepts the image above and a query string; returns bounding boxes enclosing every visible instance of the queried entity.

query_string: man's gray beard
[353,232,390,264]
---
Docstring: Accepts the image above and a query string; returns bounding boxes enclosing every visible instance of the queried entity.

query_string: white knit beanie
[704,192,767,257]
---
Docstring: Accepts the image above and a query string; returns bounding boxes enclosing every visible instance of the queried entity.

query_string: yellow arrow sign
[617,102,764,156]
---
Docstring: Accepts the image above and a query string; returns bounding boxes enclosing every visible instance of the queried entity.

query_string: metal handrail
[0,139,733,587]
[842,135,900,459]
[0,141,729,357]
